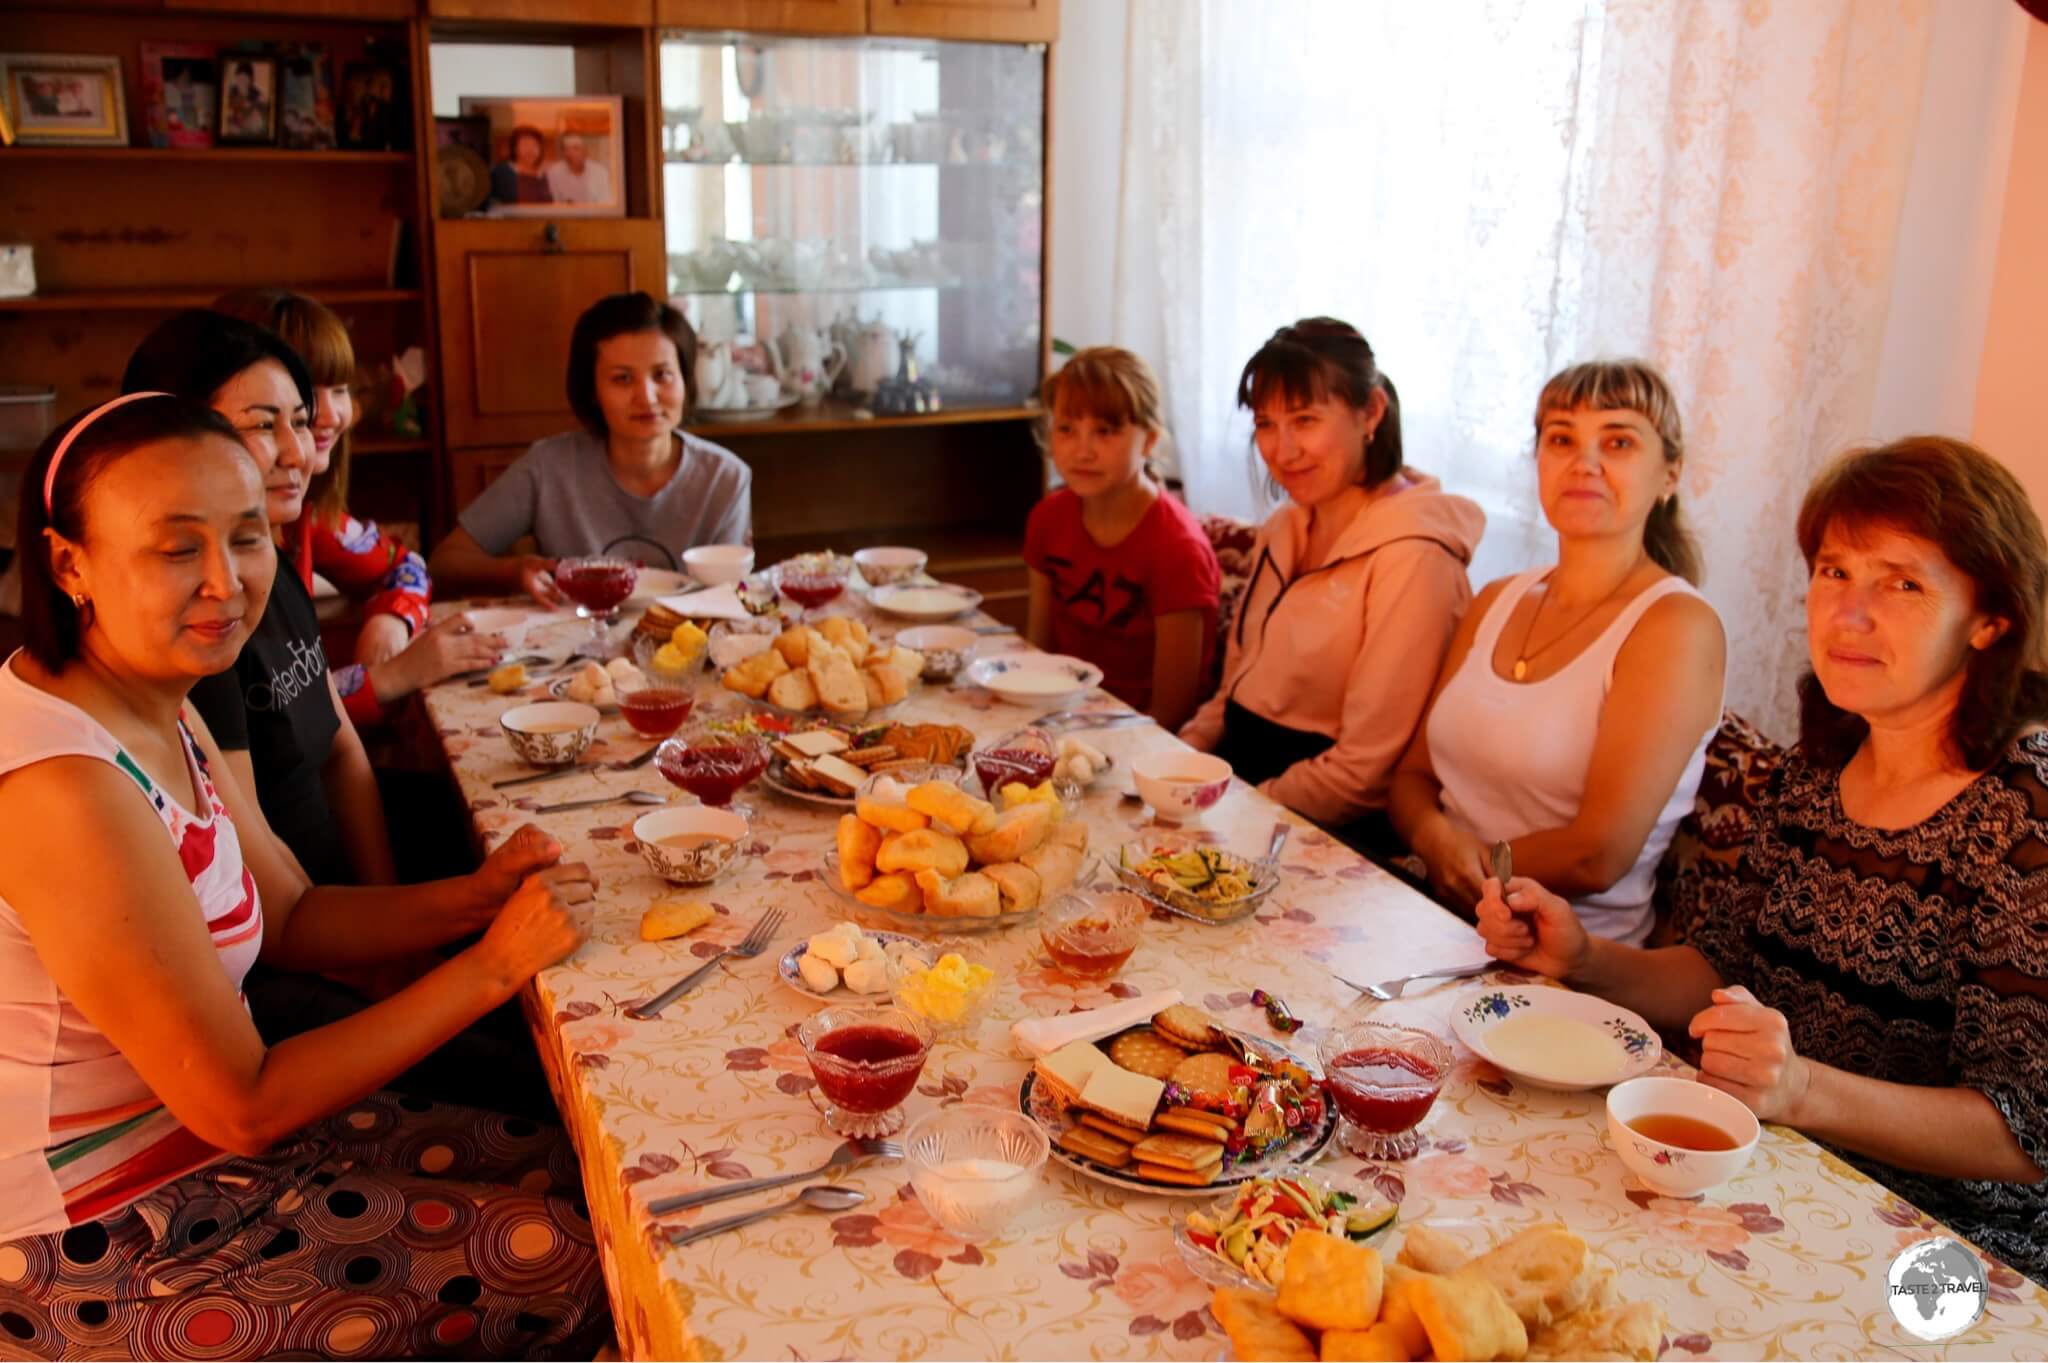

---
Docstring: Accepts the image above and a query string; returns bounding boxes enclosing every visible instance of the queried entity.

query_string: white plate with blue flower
[964,653,1105,708]
[1448,985,1660,1091]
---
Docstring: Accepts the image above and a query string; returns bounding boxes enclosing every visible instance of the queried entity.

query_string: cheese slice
[786,729,852,757]
[809,753,870,794]
[1078,1063,1167,1130]
[1038,1038,1112,1097]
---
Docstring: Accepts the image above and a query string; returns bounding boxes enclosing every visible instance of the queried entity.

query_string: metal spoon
[664,1184,866,1247]
[1264,822,1292,866]
[533,790,668,815]
[647,1138,902,1216]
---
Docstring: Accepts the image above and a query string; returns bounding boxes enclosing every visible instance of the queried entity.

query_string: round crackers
[1171,1050,1239,1102]
[1107,1028,1188,1081]
[1153,1003,1224,1050]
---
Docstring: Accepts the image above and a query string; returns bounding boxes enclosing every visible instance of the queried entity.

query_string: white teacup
[1606,1075,1760,1197]
[682,544,756,586]
[744,374,782,406]
[1131,751,1233,823]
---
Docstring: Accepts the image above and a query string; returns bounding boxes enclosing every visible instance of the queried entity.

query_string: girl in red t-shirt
[1024,348,1220,729]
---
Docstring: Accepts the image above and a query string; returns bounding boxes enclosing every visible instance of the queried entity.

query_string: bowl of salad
[1109,833,1281,924]
[1174,1166,1397,1292]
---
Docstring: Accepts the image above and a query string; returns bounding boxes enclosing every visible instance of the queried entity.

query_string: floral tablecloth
[422,602,2048,1361]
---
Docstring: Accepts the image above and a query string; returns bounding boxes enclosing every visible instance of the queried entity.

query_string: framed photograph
[278,45,335,151]
[459,95,625,219]
[0,53,128,147]
[217,55,277,146]
[141,42,215,149]
[338,61,399,151]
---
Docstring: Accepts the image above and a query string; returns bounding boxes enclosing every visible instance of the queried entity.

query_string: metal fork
[1336,961,1495,1002]
[627,908,785,1020]
[646,1138,902,1216]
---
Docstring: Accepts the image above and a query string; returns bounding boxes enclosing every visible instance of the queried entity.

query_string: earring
[70,593,86,609]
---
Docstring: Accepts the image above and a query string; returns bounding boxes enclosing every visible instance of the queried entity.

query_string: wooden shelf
[0,286,423,313]
[687,401,1036,438]
[352,436,433,455]
[0,146,412,166]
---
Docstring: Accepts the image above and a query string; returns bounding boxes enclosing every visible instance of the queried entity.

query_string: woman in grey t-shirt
[429,292,752,604]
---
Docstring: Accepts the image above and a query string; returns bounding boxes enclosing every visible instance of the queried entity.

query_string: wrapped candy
[1250,987,1303,1033]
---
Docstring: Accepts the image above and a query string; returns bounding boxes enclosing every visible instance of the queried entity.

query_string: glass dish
[1106,832,1281,925]
[1171,1165,1397,1294]
[905,1104,1049,1243]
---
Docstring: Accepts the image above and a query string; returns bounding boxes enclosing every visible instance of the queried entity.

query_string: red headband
[42,392,173,519]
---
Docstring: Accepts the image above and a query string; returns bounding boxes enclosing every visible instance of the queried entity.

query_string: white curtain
[1115,0,1935,738]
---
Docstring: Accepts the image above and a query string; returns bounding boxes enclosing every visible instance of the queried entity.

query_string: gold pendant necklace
[1511,567,1640,682]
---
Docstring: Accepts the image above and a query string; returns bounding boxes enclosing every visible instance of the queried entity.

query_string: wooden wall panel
[164,0,419,17]
[433,217,663,448]
[426,0,650,23]
[866,0,1055,43]
[657,0,863,34]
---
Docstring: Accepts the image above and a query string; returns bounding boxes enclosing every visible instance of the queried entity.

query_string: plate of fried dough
[820,765,1090,934]
[1209,1217,1669,1362]
[720,615,924,721]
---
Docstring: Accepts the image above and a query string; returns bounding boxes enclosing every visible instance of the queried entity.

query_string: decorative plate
[1447,985,1662,1091]
[547,676,620,714]
[964,654,1105,708]
[700,394,802,421]
[776,929,928,1001]
[868,583,985,622]
[1024,1025,1337,1198]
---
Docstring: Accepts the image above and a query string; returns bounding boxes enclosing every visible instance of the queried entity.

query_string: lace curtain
[1115,0,1934,738]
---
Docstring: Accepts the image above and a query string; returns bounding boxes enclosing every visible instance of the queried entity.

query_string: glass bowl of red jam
[970,726,1058,798]
[1317,1020,1452,1161]
[797,1003,935,1137]
[655,722,771,811]
[617,674,696,739]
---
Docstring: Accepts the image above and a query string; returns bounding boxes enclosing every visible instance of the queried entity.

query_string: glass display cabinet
[657,32,1045,425]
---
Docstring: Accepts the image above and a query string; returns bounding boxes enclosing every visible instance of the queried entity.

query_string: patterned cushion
[1650,709,1783,946]
[1198,513,1259,700]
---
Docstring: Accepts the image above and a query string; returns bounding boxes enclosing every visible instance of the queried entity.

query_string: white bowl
[1131,751,1233,822]
[632,804,750,884]
[853,546,929,588]
[683,544,756,586]
[1449,985,1662,1091]
[870,582,983,622]
[964,653,1105,707]
[896,625,980,680]
[499,701,601,766]
[1605,1075,1760,1197]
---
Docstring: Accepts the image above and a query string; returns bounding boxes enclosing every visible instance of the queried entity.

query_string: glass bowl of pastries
[718,614,925,722]
[1205,1214,1670,1363]
[822,764,1090,935]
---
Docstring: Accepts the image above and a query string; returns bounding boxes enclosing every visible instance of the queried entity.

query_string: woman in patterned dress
[0,395,610,1357]
[1478,435,2048,1284]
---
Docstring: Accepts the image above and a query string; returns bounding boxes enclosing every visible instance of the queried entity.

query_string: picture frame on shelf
[459,95,624,219]
[141,43,216,150]
[338,61,400,151]
[278,46,336,151]
[0,53,127,147]
[216,55,278,146]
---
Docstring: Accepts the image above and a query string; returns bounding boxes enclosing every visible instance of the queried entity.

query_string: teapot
[693,340,749,410]
[846,320,898,397]
[774,322,847,405]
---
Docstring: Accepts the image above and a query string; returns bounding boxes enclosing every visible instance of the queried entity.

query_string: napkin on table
[655,583,756,622]
[1010,990,1183,1058]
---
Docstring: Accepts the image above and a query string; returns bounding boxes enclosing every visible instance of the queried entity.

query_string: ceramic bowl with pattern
[632,804,751,884]
[853,546,929,588]
[895,625,979,681]
[1448,985,1663,1091]
[1131,751,1233,823]
[499,701,600,767]
[1606,1075,1760,1196]
[869,582,983,622]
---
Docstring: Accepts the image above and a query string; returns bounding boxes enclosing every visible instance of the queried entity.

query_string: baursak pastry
[906,780,997,836]
[855,871,921,911]
[914,868,1002,917]
[875,827,970,878]
[966,801,1053,863]
[836,814,881,891]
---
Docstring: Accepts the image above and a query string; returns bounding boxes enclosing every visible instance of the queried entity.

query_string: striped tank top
[0,655,263,1240]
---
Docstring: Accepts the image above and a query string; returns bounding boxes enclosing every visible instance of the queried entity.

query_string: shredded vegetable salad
[1182,1176,1396,1287]
[1123,845,1258,904]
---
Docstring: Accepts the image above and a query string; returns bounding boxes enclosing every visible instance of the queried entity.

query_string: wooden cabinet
[433,217,665,451]
[866,0,1056,43]
[426,0,650,22]
[163,0,419,15]
[448,445,530,509]
[658,0,863,33]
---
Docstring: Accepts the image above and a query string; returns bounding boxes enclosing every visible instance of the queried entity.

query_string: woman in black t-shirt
[124,311,389,885]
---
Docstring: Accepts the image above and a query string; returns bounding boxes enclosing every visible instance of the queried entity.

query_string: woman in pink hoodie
[1180,318,1484,853]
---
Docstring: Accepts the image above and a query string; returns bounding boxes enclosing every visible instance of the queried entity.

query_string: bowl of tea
[499,701,601,767]
[632,804,750,884]
[1606,1075,1760,1197]
[1039,890,1147,980]
[1131,751,1233,823]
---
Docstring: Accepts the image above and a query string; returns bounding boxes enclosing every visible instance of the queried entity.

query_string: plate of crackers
[1208,1216,1669,1363]
[1022,1003,1335,1196]
[764,721,977,806]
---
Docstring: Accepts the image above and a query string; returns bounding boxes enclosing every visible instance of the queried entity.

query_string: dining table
[419,588,2048,1362]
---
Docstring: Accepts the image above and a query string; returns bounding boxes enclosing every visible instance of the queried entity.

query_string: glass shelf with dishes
[658,32,1044,422]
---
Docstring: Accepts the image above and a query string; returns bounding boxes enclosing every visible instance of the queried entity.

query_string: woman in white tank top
[1389,361,1727,945]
